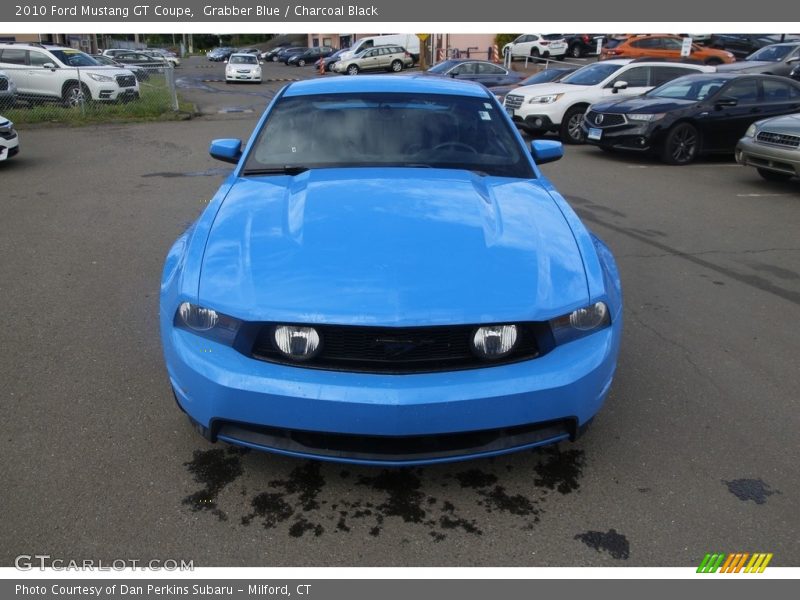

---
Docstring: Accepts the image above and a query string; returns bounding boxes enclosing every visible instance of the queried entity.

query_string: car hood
[716,61,779,72]
[510,82,587,98]
[591,95,695,113]
[756,112,800,134]
[199,168,589,325]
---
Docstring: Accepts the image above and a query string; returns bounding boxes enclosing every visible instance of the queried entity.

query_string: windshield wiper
[243,166,310,176]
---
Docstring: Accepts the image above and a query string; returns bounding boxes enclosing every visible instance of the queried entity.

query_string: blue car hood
[199,168,589,325]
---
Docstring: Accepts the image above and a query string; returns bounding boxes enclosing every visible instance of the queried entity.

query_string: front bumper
[0,130,19,161]
[582,119,663,152]
[162,320,620,466]
[736,137,800,177]
[95,87,140,102]
[225,71,261,81]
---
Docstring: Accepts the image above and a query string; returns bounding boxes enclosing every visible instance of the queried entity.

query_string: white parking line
[736,193,794,197]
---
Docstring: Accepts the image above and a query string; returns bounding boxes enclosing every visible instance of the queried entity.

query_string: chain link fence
[0,63,179,124]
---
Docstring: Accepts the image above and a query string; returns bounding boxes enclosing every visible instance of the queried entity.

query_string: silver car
[717,42,800,77]
[736,114,800,181]
[333,45,413,75]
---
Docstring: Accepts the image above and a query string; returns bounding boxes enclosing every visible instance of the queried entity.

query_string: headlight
[0,119,13,133]
[88,73,114,82]
[549,302,610,345]
[472,324,518,359]
[273,325,321,360]
[627,113,666,122]
[175,302,241,345]
[744,123,758,138]
[528,94,563,104]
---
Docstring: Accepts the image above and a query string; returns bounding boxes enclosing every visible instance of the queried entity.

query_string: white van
[338,35,421,64]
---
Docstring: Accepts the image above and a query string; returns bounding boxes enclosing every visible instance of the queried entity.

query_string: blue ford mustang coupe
[160,76,622,466]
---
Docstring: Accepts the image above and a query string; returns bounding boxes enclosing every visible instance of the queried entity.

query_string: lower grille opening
[214,418,575,462]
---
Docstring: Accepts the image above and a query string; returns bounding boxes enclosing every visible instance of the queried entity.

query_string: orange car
[601,35,736,65]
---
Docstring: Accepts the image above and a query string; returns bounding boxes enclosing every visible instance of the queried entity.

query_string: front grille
[215,418,574,462]
[505,94,524,110]
[756,130,800,149]
[250,323,548,374]
[115,74,136,88]
[0,78,8,91]
[585,110,627,128]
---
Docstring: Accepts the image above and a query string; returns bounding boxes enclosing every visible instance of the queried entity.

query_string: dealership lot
[1,60,798,567]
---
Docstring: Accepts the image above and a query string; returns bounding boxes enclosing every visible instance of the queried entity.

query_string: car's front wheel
[757,168,793,181]
[62,82,90,107]
[390,60,403,72]
[298,59,306,67]
[569,44,583,58]
[661,122,700,165]
[347,64,360,75]
[560,106,587,144]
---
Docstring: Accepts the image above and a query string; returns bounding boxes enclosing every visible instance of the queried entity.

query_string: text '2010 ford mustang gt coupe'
[160,76,623,466]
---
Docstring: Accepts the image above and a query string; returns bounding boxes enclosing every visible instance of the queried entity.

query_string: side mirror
[209,138,242,164]
[42,62,57,69]
[530,139,563,165]
[612,80,628,93]
[786,57,800,64]
[715,96,738,108]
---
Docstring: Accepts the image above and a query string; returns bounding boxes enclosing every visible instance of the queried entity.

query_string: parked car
[261,46,293,62]
[491,67,578,102]
[0,69,18,108]
[716,42,800,77]
[791,62,800,81]
[315,47,350,72]
[276,47,308,64]
[143,49,179,67]
[736,113,800,180]
[0,114,18,161]
[208,47,235,62]
[582,73,800,164]
[600,35,735,65]
[238,48,261,56]
[91,54,149,81]
[503,34,568,60]
[504,59,715,143]
[224,53,262,84]
[708,34,799,59]
[333,45,413,75]
[564,34,604,58]
[287,47,334,67]
[161,76,622,466]
[424,60,524,87]
[0,43,139,106]
[336,35,420,65]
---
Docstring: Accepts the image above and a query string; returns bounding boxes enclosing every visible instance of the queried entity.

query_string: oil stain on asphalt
[181,444,595,544]
[574,528,630,560]
[722,478,780,505]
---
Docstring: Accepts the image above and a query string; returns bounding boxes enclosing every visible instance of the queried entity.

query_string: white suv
[503,59,716,143]
[503,34,568,60]
[0,114,19,161]
[0,43,139,106]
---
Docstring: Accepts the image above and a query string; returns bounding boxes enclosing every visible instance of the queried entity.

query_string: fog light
[472,325,518,359]
[274,325,321,360]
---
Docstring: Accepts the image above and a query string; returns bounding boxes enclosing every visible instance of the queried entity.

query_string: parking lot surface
[1,64,798,566]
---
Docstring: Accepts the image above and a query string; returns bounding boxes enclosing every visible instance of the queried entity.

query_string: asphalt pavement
[1,56,798,568]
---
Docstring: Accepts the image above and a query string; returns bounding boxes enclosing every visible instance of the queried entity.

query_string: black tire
[346,64,359,76]
[757,168,792,181]
[705,57,723,66]
[531,48,541,59]
[62,82,90,107]
[390,60,403,73]
[298,59,306,67]
[560,106,587,144]
[569,44,583,59]
[271,55,279,62]
[661,122,700,165]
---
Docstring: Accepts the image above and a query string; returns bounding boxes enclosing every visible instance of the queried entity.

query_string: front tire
[298,59,306,67]
[391,60,403,72]
[757,168,792,181]
[661,123,700,165]
[62,82,90,107]
[560,106,587,144]
[347,64,360,76]
[569,44,583,58]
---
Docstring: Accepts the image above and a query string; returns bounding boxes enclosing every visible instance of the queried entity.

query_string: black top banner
[2,0,797,22]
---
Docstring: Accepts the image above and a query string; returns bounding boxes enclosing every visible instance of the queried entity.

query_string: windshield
[243,92,534,179]
[746,45,795,62]
[50,50,100,67]
[647,76,729,101]
[230,55,258,64]
[561,62,624,86]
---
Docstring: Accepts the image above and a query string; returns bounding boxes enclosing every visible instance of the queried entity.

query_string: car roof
[229,52,257,57]
[284,75,491,98]
[668,72,792,81]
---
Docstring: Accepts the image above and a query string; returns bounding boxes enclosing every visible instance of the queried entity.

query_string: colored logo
[697,553,773,573]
